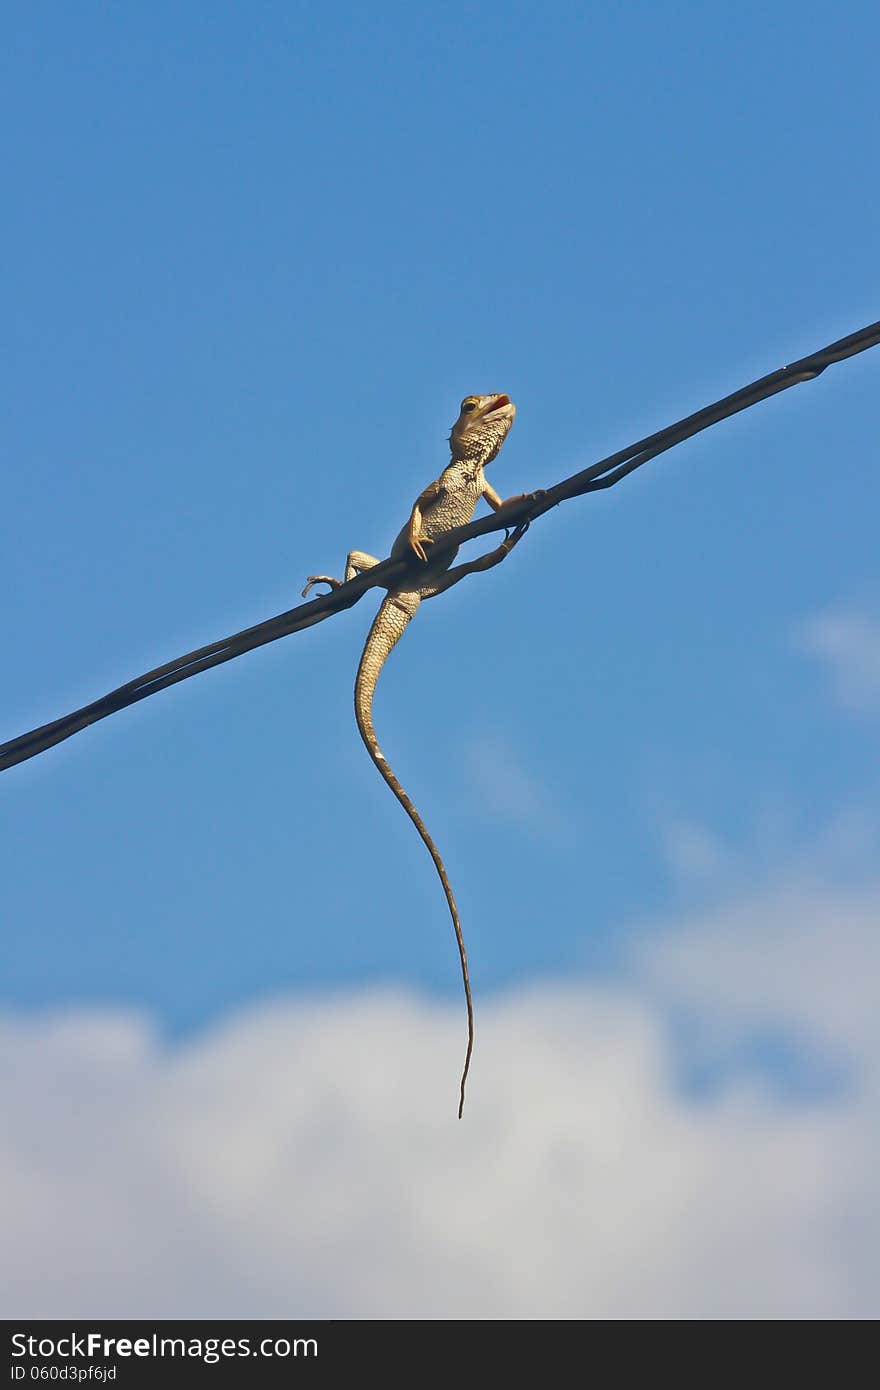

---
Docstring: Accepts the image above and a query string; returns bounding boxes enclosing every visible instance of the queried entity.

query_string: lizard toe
[302,575,342,598]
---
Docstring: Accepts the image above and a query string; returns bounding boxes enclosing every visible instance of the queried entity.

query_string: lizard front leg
[407,479,442,562]
[302,550,380,597]
[482,482,542,512]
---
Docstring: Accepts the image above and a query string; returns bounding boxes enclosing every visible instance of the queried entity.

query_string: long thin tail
[355,593,473,1118]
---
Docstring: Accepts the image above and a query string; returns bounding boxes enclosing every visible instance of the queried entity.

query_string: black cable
[3,318,878,773]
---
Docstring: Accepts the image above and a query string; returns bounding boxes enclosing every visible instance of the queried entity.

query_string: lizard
[302,393,527,1116]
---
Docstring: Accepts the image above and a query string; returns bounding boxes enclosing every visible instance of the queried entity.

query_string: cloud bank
[3,867,878,1320]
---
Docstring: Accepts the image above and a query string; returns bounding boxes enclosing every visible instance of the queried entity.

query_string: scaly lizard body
[303,393,523,1116]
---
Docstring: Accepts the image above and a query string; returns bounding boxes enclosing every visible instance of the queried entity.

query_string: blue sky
[2,2,879,1318]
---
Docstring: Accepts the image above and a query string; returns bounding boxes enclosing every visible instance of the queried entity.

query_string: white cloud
[632,876,880,1054]
[2,870,880,1319]
[796,608,880,715]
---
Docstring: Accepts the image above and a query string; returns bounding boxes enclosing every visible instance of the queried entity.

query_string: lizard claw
[302,575,343,598]
[410,536,434,564]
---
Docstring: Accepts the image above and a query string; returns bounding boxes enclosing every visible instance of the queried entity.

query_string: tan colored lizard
[303,393,526,1115]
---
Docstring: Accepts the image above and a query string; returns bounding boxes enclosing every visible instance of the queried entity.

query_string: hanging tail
[355,593,474,1118]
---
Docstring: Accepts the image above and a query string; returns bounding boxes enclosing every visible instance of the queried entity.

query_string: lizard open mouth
[484,394,511,415]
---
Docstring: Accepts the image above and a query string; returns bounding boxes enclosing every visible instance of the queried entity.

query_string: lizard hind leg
[301,550,381,598]
[344,550,381,582]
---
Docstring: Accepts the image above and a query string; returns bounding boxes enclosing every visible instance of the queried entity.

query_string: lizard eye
[460,399,478,413]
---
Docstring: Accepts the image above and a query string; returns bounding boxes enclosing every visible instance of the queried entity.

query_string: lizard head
[450,393,516,465]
